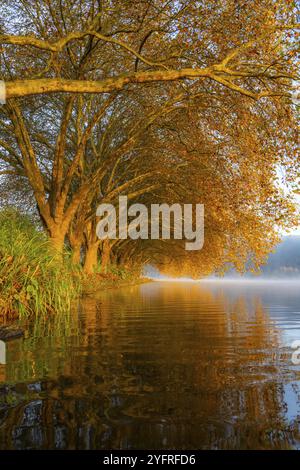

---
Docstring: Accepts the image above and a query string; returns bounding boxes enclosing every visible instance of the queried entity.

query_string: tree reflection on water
[0,281,299,449]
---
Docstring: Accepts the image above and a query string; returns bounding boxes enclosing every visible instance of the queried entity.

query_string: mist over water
[144,235,300,282]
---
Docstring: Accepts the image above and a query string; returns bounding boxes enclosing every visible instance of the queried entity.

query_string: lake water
[0,280,300,449]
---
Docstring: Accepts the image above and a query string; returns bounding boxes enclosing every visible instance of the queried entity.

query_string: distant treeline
[222,236,300,278]
[261,236,300,277]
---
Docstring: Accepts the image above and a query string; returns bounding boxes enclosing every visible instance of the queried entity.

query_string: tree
[0,1,298,100]
[0,0,299,276]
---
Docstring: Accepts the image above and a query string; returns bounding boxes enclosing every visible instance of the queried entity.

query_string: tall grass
[0,208,81,318]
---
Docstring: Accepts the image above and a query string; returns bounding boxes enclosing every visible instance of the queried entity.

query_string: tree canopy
[0,0,299,276]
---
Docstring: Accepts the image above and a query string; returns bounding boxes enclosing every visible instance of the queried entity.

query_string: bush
[0,208,81,318]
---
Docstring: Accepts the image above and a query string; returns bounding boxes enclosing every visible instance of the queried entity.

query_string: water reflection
[0,281,299,449]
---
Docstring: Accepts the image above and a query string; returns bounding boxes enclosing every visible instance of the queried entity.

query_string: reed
[0,208,81,318]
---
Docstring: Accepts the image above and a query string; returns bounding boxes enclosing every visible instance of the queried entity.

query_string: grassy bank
[0,209,147,319]
[0,208,81,319]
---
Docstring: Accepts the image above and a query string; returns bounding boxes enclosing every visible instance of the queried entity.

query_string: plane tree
[0,0,299,275]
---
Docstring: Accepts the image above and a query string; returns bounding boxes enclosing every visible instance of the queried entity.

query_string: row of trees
[0,0,299,277]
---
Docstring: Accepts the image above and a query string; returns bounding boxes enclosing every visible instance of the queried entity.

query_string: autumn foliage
[0,0,299,278]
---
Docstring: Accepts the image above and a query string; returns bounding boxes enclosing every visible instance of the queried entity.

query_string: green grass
[0,208,81,319]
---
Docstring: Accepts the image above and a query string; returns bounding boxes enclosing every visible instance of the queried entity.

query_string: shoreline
[82,275,152,296]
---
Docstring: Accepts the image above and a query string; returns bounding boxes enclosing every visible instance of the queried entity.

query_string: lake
[0,280,300,449]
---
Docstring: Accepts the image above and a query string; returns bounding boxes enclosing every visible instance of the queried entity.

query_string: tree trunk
[83,243,99,274]
[49,228,66,256]
[71,243,81,265]
[69,230,84,266]
[101,240,111,274]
